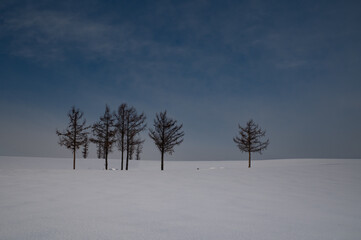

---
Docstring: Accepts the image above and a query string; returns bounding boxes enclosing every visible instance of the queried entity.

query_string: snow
[1,157,361,239]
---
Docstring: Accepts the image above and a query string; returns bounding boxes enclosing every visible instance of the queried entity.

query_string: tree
[90,105,117,170]
[56,106,89,170]
[114,104,127,170]
[125,107,146,170]
[135,141,143,160]
[233,119,269,168]
[129,134,145,160]
[115,104,146,170]
[149,111,184,170]
[82,136,89,159]
[96,141,104,159]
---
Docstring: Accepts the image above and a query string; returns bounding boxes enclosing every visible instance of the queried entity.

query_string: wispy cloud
[2,9,148,61]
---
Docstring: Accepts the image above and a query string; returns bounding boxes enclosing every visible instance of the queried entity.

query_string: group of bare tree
[113,104,146,170]
[56,105,184,170]
[57,105,270,170]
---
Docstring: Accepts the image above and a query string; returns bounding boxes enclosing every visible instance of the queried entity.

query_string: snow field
[1,157,361,239]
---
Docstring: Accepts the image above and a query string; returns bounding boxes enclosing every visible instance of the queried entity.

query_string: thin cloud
[2,8,199,64]
[3,9,144,61]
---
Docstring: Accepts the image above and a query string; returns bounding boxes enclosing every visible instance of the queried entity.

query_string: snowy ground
[1,157,361,240]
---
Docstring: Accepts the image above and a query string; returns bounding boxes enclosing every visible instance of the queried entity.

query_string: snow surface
[1,157,361,239]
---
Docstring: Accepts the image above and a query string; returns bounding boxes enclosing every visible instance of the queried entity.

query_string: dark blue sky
[1,0,360,160]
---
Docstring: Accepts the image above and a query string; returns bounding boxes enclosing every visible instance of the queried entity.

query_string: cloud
[1,6,202,73]
[2,9,147,61]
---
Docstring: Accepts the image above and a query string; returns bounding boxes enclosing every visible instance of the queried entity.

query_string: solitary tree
[90,105,117,170]
[56,106,89,170]
[149,111,184,170]
[233,119,269,168]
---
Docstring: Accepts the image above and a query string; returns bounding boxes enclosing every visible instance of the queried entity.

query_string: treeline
[56,105,184,171]
[57,105,269,170]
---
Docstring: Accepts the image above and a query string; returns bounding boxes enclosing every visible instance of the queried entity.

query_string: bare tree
[125,107,146,170]
[135,141,143,160]
[90,105,117,170]
[130,134,145,160]
[56,106,89,170]
[129,144,134,160]
[82,136,89,159]
[149,111,184,170]
[115,104,146,170]
[96,141,104,159]
[233,119,269,168]
[115,104,127,170]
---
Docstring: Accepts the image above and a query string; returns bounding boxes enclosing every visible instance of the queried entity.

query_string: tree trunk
[126,149,129,171]
[126,130,130,170]
[105,152,108,170]
[248,151,251,168]
[73,150,76,170]
[161,151,164,171]
[121,151,124,170]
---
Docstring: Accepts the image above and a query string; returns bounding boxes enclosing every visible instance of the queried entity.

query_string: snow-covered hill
[1,157,360,239]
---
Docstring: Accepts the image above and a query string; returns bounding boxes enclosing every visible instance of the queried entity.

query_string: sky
[0,0,360,161]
